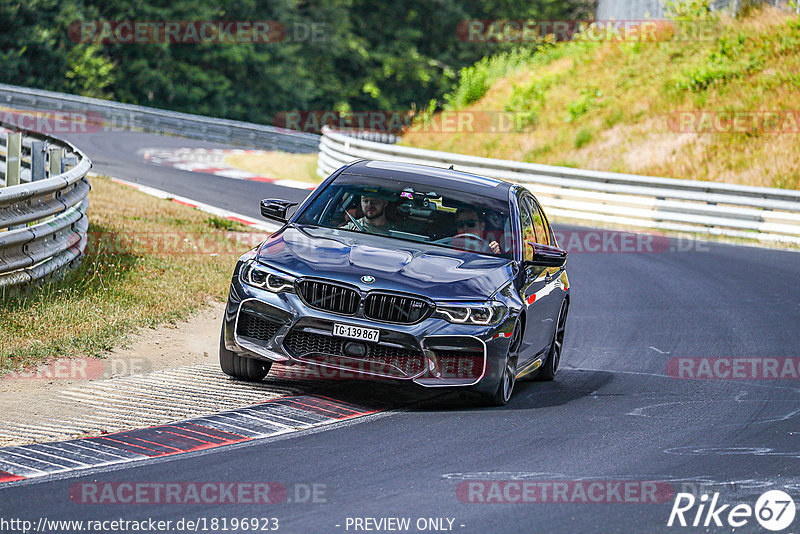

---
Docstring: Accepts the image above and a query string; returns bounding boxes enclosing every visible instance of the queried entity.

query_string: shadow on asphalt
[260,367,616,413]
[259,366,442,411]
[407,369,616,412]
[514,368,616,408]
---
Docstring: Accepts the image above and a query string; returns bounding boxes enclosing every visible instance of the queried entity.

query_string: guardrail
[0,125,91,287]
[596,0,794,20]
[318,126,800,245]
[0,83,320,153]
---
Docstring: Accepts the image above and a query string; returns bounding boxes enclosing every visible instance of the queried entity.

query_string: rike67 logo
[668,490,796,531]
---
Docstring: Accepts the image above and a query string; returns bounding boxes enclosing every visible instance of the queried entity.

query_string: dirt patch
[622,132,701,174]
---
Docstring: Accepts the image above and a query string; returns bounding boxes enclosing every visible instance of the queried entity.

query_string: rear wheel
[537,300,567,382]
[219,324,272,382]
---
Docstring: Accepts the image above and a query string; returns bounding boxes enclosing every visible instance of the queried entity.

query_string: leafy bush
[664,0,714,20]
[205,216,241,231]
[444,49,536,109]
[504,73,559,131]
[566,87,602,121]
[667,34,762,93]
[574,128,593,148]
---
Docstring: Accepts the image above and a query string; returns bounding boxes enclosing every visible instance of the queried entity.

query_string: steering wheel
[434,233,494,253]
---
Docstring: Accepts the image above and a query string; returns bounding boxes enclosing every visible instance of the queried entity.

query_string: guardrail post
[62,154,78,172]
[5,131,21,187]
[48,147,64,177]
[30,140,47,181]
[37,146,67,225]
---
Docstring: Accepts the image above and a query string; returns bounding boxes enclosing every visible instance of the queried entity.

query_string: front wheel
[219,324,272,382]
[536,300,567,382]
[482,319,522,406]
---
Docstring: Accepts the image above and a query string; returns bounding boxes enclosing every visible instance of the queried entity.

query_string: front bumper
[223,270,517,390]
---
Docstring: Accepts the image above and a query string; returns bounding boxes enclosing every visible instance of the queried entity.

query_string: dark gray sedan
[220,160,569,405]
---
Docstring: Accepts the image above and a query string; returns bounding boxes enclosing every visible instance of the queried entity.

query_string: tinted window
[526,197,550,246]
[519,195,537,261]
[295,174,513,258]
[538,200,556,247]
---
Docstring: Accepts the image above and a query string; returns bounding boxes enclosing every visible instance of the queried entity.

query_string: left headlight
[241,260,295,293]
[433,301,507,326]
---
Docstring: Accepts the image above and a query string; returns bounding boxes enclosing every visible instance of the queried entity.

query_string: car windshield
[295,174,514,258]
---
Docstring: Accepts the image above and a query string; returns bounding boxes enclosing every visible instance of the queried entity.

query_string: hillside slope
[401,7,800,190]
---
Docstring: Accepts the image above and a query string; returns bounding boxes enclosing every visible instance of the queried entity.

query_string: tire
[219,324,272,382]
[482,319,522,407]
[536,299,567,382]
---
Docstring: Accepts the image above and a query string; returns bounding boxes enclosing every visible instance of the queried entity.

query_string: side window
[519,195,537,261]
[527,197,550,246]
[539,202,556,247]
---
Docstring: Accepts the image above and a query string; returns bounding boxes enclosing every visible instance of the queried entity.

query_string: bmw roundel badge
[361,275,375,284]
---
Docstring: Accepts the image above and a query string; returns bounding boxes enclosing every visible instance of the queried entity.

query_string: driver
[455,209,501,254]
[343,195,395,235]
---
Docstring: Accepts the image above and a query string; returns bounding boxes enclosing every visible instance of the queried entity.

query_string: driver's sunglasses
[456,220,479,229]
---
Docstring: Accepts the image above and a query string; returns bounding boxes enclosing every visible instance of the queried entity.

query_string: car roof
[339,160,513,200]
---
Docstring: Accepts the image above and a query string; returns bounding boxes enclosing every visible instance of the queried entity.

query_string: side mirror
[260,198,298,223]
[524,242,567,268]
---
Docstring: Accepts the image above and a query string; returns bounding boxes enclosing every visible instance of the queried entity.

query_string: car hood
[255,225,515,300]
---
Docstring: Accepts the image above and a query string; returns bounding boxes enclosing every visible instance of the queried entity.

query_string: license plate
[332,323,380,343]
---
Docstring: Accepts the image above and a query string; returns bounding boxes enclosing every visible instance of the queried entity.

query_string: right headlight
[241,260,295,293]
[433,301,507,326]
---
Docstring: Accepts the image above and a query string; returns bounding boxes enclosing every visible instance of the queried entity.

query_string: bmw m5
[220,160,570,405]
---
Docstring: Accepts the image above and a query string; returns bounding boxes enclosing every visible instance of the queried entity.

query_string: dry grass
[402,7,800,189]
[224,151,320,184]
[0,176,263,374]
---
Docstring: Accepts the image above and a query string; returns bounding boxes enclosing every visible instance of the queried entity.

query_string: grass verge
[0,176,266,374]
[224,150,320,184]
[402,6,800,190]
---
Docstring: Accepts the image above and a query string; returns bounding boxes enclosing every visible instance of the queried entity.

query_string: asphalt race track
[1,129,799,533]
[59,129,312,217]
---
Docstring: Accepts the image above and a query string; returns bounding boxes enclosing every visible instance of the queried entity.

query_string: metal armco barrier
[0,125,92,287]
[0,83,320,153]
[317,126,800,244]
[596,0,792,20]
